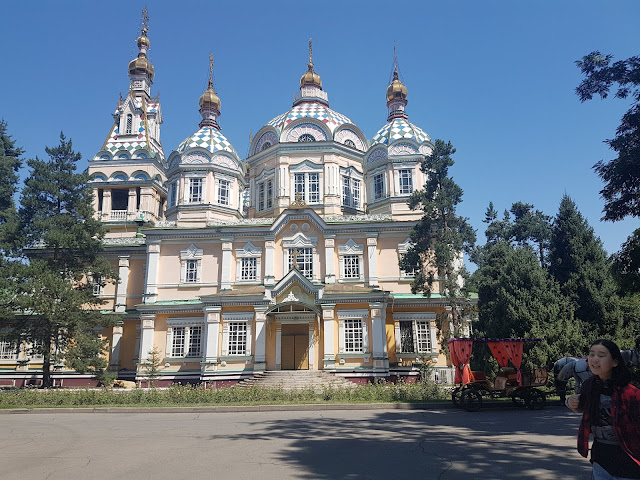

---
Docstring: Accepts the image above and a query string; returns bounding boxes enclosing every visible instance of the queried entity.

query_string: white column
[308,323,315,370]
[110,324,123,368]
[143,241,161,303]
[275,323,282,370]
[115,256,130,313]
[264,236,275,285]
[322,305,336,369]
[203,306,221,364]
[128,187,137,213]
[312,246,319,282]
[138,314,156,363]
[254,306,268,371]
[370,302,388,370]
[324,237,335,284]
[220,238,233,290]
[277,164,290,208]
[102,189,112,219]
[367,234,379,287]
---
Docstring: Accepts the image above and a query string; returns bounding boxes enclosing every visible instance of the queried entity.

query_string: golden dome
[128,55,155,80]
[300,63,322,88]
[137,28,150,49]
[386,69,407,102]
[199,84,221,110]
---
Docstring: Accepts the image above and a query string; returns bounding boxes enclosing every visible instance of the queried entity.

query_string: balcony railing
[101,210,148,222]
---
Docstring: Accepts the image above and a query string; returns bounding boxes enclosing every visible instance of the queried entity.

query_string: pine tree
[0,120,23,254]
[548,195,620,340]
[473,241,583,372]
[13,133,116,387]
[399,139,476,347]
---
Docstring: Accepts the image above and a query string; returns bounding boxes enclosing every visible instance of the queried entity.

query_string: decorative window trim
[235,242,262,283]
[221,312,254,356]
[165,317,205,359]
[397,237,417,278]
[337,309,369,354]
[289,163,323,205]
[283,233,318,281]
[393,312,437,358]
[180,244,203,284]
[185,177,205,204]
[216,177,231,207]
[338,239,364,281]
[256,176,275,212]
[395,166,414,196]
[372,172,386,201]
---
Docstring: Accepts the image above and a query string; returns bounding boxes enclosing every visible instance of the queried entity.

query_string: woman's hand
[566,394,581,412]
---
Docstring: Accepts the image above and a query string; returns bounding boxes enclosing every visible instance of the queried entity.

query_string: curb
[0,401,563,414]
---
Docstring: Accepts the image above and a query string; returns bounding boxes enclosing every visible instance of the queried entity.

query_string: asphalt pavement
[0,405,590,480]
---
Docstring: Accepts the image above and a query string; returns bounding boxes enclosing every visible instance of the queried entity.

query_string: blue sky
[2,1,639,258]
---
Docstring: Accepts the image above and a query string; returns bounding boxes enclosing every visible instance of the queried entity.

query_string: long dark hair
[579,339,631,421]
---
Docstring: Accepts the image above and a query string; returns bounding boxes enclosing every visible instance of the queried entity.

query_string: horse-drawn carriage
[449,337,548,412]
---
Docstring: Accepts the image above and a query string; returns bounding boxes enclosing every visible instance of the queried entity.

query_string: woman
[566,339,640,479]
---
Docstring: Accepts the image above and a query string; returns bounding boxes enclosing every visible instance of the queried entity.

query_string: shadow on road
[219,407,590,480]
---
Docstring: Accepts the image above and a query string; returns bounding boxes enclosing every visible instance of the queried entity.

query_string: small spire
[308,38,314,71]
[392,42,401,82]
[208,53,214,89]
[141,7,149,34]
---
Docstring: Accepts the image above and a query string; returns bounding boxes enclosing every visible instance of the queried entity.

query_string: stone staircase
[236,370,356,391]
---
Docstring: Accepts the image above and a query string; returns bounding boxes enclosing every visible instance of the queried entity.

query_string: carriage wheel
[526,389,546,410]
[451,387,463,407]
[510,387,527,408]
[461,389,482,412]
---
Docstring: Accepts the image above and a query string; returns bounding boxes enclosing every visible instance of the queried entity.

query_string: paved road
[0,406,590,480]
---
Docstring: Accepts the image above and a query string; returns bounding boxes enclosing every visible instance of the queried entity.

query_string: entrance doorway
[281,324,309,370]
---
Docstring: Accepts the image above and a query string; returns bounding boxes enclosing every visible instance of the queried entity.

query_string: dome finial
[128,7,154,85]
[386,43,408,120]
[199,53,221,129]
[300,38,322,88]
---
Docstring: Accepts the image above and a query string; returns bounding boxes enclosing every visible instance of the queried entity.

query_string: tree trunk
[41,336,52,388]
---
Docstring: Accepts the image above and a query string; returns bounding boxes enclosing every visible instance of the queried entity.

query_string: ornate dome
[128,28,154,80]
[370,117,431,148]
[176,127,237,155]
[386,70,407,102]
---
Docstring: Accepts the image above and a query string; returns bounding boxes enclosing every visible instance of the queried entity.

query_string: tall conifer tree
[400,139,476,347]
[13,133,116,387]
[548,195,620,340]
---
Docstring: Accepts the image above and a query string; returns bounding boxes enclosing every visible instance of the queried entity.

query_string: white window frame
[188,177,204,203]
[235,242,262,284]
[338,239,364,281]
[257,176,275,212]
[125,114,133,135]
[165,318,205,359]
[169,180,178,207]
[397,237,418,278]
[282,233,318,281]
[90,273,103,296]
[217,178,230,206]
[0,336,18,361]
[397,168,414,195]
[337,309,369,354]
[221,312,253,356]
[180,244,203,284]
[289,163,323,205]
[373,172,385,200]
[393,313,437,358]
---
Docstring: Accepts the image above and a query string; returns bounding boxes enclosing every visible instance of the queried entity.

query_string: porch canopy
[448,338,542,385]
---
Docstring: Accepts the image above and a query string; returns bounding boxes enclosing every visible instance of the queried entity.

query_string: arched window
[261,142,272,151]
[344,139,356,148]
[125,114,133,135]
[298,134,315,143]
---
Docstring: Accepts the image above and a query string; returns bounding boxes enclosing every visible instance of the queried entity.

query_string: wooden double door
[281,324,309,370]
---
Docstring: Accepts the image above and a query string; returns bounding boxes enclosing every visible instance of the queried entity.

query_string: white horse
[554,349,639,398]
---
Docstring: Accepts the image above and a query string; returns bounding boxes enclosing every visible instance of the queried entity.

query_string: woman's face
[588,344,618,380]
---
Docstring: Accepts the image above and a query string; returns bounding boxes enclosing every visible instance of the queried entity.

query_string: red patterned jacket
[578,381,640,467]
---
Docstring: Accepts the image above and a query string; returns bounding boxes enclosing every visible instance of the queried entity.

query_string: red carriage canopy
[448,338,541,385]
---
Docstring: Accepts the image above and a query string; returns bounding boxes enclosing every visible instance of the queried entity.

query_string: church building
[2,24,471,387]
